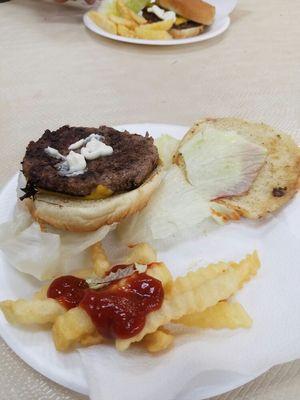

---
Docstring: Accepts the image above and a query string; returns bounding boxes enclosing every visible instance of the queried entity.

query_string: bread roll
[177,118,300,219]
[27,164,164,232]
[158,0,215,25]
[170,25,204,39]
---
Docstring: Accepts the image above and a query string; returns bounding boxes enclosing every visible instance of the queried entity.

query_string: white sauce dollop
[68,139,85,151]
[68,133,103,151]
[44,147,65,160]
[81,138,113,160]
[66,151,87,173]
[147,5,176,21]
[44,133,113,177]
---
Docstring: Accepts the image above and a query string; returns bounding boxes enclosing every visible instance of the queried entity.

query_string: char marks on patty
[22,126,159,197]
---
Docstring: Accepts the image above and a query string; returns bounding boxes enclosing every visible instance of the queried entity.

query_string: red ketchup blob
[47,266,164,339]
[80,273,164,339]
[47,275,88,310]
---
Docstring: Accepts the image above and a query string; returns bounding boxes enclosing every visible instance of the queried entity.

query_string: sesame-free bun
[158,0,215,25]
[170,25,204,39]
[26,164,164,232]
[177,118,300,219]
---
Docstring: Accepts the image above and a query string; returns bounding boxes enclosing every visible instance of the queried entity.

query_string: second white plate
[83,13,230,46]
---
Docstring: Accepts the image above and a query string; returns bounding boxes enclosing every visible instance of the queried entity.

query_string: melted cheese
[38,185,113,200]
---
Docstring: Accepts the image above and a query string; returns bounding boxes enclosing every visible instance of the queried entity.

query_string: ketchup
[47,275,88,309]
[47,266,164,339]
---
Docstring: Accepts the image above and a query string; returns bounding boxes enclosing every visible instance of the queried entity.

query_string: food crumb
[272,187,287,197]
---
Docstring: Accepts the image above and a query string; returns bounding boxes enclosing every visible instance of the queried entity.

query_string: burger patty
[22,125,159,197]
[142,9,161,23]
[174,20,202,30]
[142,8,201,29]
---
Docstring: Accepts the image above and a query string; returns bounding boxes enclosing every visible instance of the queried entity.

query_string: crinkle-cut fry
[176,301,252,329]
[142,329,174,353]
[52,307,99,351]
[79,331,103,347]
[0,299,65,325]
[232,251,260,288]
[125,242,157,265]
[91,243,110,277]
[51,263,172,351]
[146,262,173,291]
[172,262,231,295]
[116,252,260,351]
[34,285,49,300]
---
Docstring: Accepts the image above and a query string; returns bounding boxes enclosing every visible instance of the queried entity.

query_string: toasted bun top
[158,0,215,25]
[181,118,300,219]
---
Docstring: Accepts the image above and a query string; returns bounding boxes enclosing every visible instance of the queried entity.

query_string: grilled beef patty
[142,8,202,29]
[22,126,159,197]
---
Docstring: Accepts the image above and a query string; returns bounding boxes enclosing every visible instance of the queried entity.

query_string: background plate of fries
[0,124,300,399]
[83,11,230,46]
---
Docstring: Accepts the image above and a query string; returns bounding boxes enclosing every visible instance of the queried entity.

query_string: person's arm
[55,0,96,4]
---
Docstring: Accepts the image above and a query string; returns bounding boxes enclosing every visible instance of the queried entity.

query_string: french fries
[34,285,49,300]
[135,27,172,40]
[117,24,137,38]
[88,11,117,35]
[128,9,147,25]
[109,15,137,29]
[89,1,174,41]
[125,242,157,264]
[116,0,131,19]
[0,243,260,355]
[142,329,174,353]
[52,261,173,351]
[176,301,253,329]
[137,19,174,31]
[116,253,260,351]
[146,262,173,290]
[91,243,110,277]
[0,299,65,325]
[53,307,99,351]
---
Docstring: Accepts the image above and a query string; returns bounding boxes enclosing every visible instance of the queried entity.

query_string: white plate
[83,13,230,46]
[0,123,298,398]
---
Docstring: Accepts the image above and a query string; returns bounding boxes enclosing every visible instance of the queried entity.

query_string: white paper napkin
[79,194,300,400]
[0,175,114,280]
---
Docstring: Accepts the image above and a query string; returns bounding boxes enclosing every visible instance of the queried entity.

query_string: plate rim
[0,123,270,398]
[83,13,230,46]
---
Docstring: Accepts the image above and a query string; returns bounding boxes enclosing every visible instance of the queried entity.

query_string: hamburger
[21,125,164,232]
[142,0,215,39]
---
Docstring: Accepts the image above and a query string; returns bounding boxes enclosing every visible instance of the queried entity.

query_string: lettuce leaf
[179,126,267,200]
[117,165,212,245]
[98,0,149,15]
[155,134,179,169]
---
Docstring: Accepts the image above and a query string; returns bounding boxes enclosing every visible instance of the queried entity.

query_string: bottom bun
[27,164,164,232]
[170,25,203,39]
